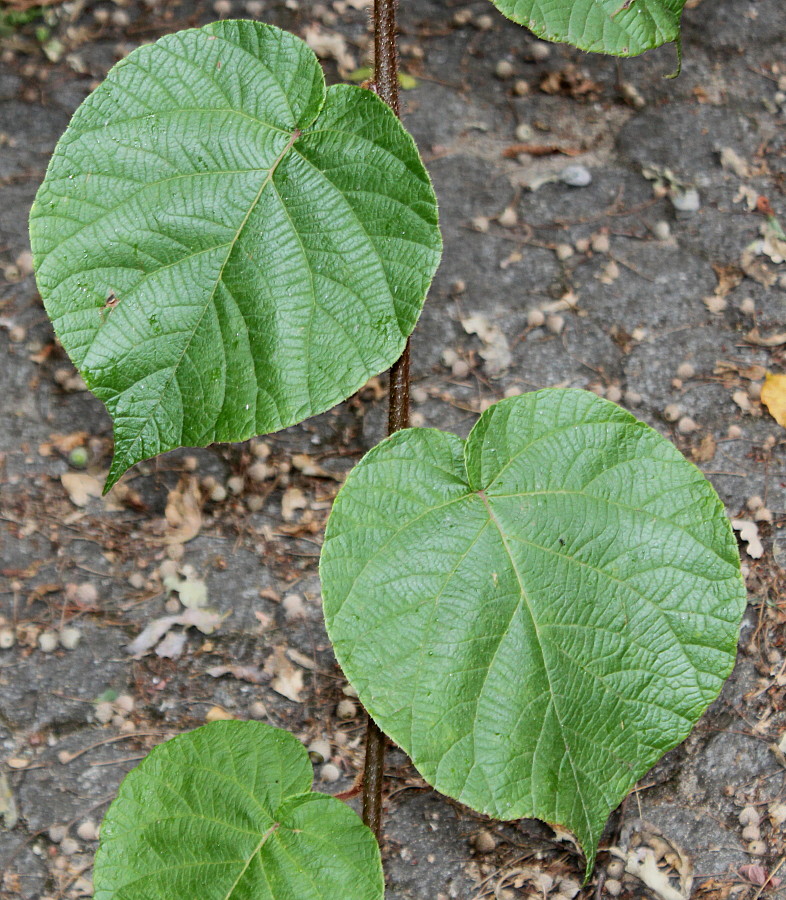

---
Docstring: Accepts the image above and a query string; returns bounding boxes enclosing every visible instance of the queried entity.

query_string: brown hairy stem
[361,0,404,843]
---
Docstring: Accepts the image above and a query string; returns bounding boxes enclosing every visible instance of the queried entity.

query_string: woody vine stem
[362,0,403,841]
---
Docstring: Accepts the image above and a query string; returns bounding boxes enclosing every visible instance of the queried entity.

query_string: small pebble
[213,0,232,15]
[671,187,700,213]
[410,412,426,427]
[110,9,130,26]
[546,314,565,335]
[624,390,642,407]
[252,441,271,459]
[58,627,82,650]
[249,701,267,720]
[452,8,472,25]
[342,683,359,698]
[39,631,59,653]
[754,507,773,524]
[663,404,681,422]
[498,206,518,228]
[245,0,264,13]
[0,626,15,649]
[747,840,766,856]
[747,495,764,511]
[727,424,743,439]
[95,701,114,724]
[653,220,671,241]
[336,699,357,719]
[677,416,698,435]
[704,295,727,314]
[128,572,145,589]
[472,215,490,233]
[527,308,545,328]
[248,462,273,483]
[605,385,622,403]
[452,359,470,378]
[495,59,514,80]
[560,164,592,187]
[604,878,622,897]
[742,824,761,842]
[227,475,244,495]
[282,593,305,621]
[474,13,494,30]
[411,386,428,405]
[9,324,26,343]
[474,830,497,853]
[307,739,331,764]
[555,243,573,261]
[740,297,756,315]
[676,362,695,379]
[209,484,227,503]
[320,762,341,783]
[590,231,610,254]
[76,820,98,842]
[733,390,752,413]
[527,41,551,61]
[60,837,79,856]
[739,806,761,827]
[48,825,68,844]
[451,278,466,294]
[205,706,234,722]
[115,694,135,715]
[748,382,762,401]
[246,495,265,512]
[515,123,533,141]
[606,858,624,879]
[513,79,530,97]
[769,802,786,826]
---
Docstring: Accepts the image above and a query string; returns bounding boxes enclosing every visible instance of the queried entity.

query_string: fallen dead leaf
[163,475,203,544]
[732,519,764,559]
[265,647,304,702]
[692,433,717,463]
[205,706,235,723]
[745,328,786,347]
[282,486,308,522]
[61,472,103,507]
[206,665,267,684]
[302,23,355,76]
[761,373,786,427]
[127,608,223,657]
[291,454,342,480]
[461,313,512,375]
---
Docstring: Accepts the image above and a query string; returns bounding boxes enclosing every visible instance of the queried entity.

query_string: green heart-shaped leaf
[488,0,685,56]
[30,20,441,490]
[322,389,745,871]
[93,721,384,899]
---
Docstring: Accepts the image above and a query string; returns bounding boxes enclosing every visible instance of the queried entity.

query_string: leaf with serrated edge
[93,721,384,899]
[488,0,686,56]
[30,20,441,490]
[321,389,746,873]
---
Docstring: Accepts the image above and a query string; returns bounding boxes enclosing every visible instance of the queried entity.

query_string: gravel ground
[1,0,785,898]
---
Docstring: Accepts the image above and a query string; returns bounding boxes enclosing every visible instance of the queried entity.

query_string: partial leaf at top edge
[321,389,746,874]
[93,720,384,899]
[487,0,686,56]
[29,20,441,491]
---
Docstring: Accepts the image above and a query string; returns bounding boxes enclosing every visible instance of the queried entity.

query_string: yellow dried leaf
[761,373,786,427]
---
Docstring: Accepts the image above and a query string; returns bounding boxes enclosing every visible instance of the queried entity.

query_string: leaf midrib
[108,127,300,481]
[475,488,595,841]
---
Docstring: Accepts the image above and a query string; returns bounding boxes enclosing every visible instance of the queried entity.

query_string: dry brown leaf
[731,519,764,559]
[206,665,267,684]
[163,475,203,544]
[291,454,342,480]
[692,433,717,462]
[761,373,786,427]
[711,263,744,298]
[281,486,308,522]
[745,328,786,347]
[302,23,355,76]
[265,647,304,702]
[61,472,103,507]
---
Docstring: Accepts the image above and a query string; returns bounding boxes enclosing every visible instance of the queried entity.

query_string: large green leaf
[29,21,441,490]
[321,389,746,872]
[93,721,384,899]
[488,0,685,56]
